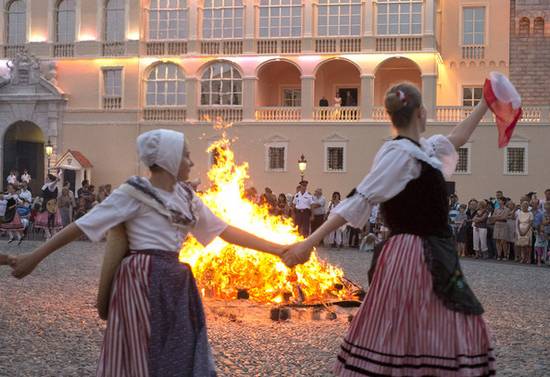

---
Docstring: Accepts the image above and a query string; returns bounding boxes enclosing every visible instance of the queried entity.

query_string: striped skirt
[0,212,25,231]
[335,234,495,376]
[97,250,216,377]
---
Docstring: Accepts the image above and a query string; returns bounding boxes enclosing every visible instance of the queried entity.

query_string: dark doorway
[3,122,45,194]
[63,169,76,192]
[338,88,358,107]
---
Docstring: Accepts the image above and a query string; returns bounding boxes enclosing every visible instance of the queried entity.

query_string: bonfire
[179,134,361,305]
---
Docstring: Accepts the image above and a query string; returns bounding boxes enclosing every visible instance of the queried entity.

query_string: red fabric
[483,79,522,148]
[335,234,495,376]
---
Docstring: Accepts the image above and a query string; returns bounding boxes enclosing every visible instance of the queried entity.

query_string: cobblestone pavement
[1,241,549,376]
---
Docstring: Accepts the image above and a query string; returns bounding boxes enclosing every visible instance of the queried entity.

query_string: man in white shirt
[18,182,32,208]
[310,188,327,234]
[6,170,17,185]
[293,181,313,237]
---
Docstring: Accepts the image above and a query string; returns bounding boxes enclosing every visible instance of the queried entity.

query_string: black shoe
[17,238,23,245]
[7,239,14,244]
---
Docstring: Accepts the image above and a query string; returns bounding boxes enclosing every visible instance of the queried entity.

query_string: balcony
[53,43,74,57]
[143,107,187,121]
[257,39,302,54]
[102,41,126,56]
[102,96,122,110]
[3,44,25,58]
[313,107,360,121]
[200,40,243,55]
[146,40,188,56]
[255,107,301,121]
[314,37,362,53]
[375,36,422,52]
[198,107,243,123]
[462,45,485,60]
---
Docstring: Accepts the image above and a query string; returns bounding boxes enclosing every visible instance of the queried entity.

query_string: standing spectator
[505,200,517,260]
[491,197,511,260]
[542,201,550,262]
[275,193,291,218]
[20,169,31,184]
[6,170,17,185]
[325,192,345,248]
[494,191,505,209]
[368,204,379,234]
[105,184,112,197]
[73,197,88,221]
[97,185,108,203]
[293,182,313,237]
[58,186,75,227]
[88,185,97,207]
[516,200,534,264]
[455,204,468,257]
[534,219,547,267]
[472,200,489,259]
[310,188,326,234]
[319,96,329,107]
[465,199,478,256]
[77,179,90,199]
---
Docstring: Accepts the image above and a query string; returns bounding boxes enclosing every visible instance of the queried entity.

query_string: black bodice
[381,160,451,237]
[42,187,58,201]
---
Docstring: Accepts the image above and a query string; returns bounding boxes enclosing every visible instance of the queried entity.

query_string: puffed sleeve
[75,189,140,242]
[330,146,421,229]
[190,196,228,247]
[426,134,458,179]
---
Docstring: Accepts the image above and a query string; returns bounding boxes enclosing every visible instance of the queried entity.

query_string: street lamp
[298,154,307,182]
[45,138,53,171]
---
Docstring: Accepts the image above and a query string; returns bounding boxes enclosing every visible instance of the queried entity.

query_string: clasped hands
[279,240,314,268]
[0,253,40,279]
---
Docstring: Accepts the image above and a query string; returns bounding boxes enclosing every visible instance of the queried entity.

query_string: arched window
[146,63,186,106]
[200,62,242,106]
[6,0,26,44]
[105,0,125,41]
[534,17,545,36]
[56,0,76,43]
[519,17,530,37]
[148,0,188,40]
[259,0,302,38]
[202,0,243,39]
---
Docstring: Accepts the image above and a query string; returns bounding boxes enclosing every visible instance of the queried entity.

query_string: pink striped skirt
[335,234,495,376]
[0,212,24,231]
[33,210,62,230]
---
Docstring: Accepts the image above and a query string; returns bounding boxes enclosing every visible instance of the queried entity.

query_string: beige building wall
[1,0,548,203]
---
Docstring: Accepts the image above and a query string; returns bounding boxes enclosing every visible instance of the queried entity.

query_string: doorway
[3,121,45,194]
[338,88,358,107]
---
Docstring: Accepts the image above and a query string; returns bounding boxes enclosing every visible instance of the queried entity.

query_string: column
[422,74,437,120]
[242,77,257,121]
[245,0,255,39]
[360,74,374,121]
[424,0,435,35]
[188,3,198,53]
[363,0,373,36]
[303,2,313,38]
[301,75,315,121]
[185,77,198,122]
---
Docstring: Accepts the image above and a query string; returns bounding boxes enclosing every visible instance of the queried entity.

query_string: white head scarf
[137,129,185,178]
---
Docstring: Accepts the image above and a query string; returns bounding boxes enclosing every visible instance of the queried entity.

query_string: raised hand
[8,253,41,279]
[281,241,314,268]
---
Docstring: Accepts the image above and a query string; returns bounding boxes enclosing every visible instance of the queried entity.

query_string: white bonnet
[137,129,185,178]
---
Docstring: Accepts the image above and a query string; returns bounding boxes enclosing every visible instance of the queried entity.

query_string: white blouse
[75,178,227,251]
[331,134,458,229]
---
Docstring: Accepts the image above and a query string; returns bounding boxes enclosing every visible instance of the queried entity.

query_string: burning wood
[179,136,364,305]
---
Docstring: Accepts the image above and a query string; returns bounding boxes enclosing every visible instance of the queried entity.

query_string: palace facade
[0,0,548,199]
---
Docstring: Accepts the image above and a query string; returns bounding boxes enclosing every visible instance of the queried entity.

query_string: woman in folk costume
[9,129,289,377]
[1,183,26,244]
[284,81,508,376]
[34,173,63,239]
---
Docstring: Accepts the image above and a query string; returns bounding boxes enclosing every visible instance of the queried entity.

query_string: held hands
[7,253,41,279]
[281,241,314,268]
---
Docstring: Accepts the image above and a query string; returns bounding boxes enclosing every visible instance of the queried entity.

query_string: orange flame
[179,135,358,304]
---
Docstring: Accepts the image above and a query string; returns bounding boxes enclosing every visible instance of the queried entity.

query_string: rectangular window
[376,0,422,35]
[267,146,286,171]
[463,7,485,45]
[326,146,345,172]
[259,0,302,38]
[505,146,527,175]
[149,0,188,40]
[203,0,243,39]
[102,68,122,109]
[282,88,301,107]
[462,87,483,107]
[317,0,361,37]
[455,146,471,174]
